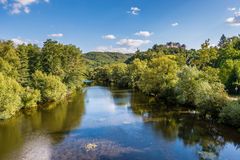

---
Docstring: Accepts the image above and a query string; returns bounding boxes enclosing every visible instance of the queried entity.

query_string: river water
[0,86,240,160]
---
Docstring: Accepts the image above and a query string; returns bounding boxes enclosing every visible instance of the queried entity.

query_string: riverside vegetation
[0,39,85,119]
[1,35,240,130]
[90,35,240,129]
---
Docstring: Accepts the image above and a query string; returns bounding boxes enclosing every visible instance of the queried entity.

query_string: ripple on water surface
[0,86,240,160]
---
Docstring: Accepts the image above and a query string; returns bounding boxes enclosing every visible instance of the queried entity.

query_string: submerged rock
[198,151,217,160]
[85,143,98,152]
[51,138,141,160]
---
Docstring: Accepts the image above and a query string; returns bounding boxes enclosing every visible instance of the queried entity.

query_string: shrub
[91,63,129,87]
[32,71,67,102]
[219,101,240,127]
[110,63,129,87]
[220,59,240,94]
[138,56,179,97]
[92,66,112,84]
[128,59,147,88]
[0,73,23,119]
[21,87,41,110]
[176,66,228,118]
[175,66,201,105]
[0,58,18,79]
[194,81,228,118]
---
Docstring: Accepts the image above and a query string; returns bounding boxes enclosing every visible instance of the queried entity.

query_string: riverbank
[1,86,240,160]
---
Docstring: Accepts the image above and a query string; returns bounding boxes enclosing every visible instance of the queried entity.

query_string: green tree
[176,66,227,118]
[218,34,227,48]
[17,44,30,86]
[219,101,240,128]
[0,41,21,77]
[41,40,85,90]
[192,39,218,69]
[61,45,85,89]
[110,63,129,87]
[128,58,147,88]
[0,73,23,119]
[27,44,42,75]
[21,87,41,110]
[0,39,86,119]
[220,60,240,94]
[0,58,18,79]
[92,65,112,84]
[217,35,240,66]
[138,56,179,97]
[41,39,64,77]
[32,71,67,102]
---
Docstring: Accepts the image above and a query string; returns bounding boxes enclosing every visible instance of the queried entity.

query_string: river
[0,86,240,160]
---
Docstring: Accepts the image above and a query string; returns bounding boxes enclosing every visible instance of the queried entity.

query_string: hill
[83,52,133,68]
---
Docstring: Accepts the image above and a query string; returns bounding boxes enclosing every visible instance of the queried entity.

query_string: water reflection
[0,87,240,160]
[0,92,85,160]
[131,92,240,160]
[111,89,131,107]
[80,86,141,129]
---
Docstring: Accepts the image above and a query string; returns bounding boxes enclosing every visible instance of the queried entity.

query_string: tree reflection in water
[131,92,240,159]
[0,92,85,160]
[0,88,240,160]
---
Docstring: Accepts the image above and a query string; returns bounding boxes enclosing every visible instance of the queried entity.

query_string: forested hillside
[83,52,133,68]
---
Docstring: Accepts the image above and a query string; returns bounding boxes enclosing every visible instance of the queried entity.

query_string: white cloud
[11,37,40,45]
[11,3,22,14]
[128,7,140,15]
[228,7,236,11]
[226,11,240,26]
[17,0,38,6]
[0,0,7,4]
[11,0,37,14]
[48,33,64,37]
[0,0,49,14]
[24,6,30,13]
[102,34,116,40]
[135,31,153,37]
[11,38,27,45]
[172,22,179,27]
[210,43,216,47]
[117,39,150,47]
[95,46,136,54]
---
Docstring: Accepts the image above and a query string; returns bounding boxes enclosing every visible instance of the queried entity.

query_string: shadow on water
[131,92,240,160]
[0,86,240,160]
[0,91,85,160]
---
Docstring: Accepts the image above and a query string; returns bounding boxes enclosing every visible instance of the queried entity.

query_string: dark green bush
[219,101,240,127]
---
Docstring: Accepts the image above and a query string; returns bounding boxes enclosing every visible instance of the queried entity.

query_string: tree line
[0,39,85,119]
[83,52,132,68]
[90,34,240,129]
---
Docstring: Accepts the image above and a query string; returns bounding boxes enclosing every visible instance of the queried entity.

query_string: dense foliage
[0,73,23,119]
[0,40,85,119]
[83,52,133,68]
[219,101,240,128]
[32,71,67,102]
[1,34,240,129]
[91,35,240,128]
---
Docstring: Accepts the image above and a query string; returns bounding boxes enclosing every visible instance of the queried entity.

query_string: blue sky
[0,0,240,53]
